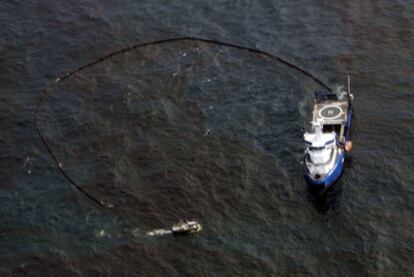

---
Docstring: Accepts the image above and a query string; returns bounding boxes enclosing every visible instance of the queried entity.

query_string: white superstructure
[304,122,340,178]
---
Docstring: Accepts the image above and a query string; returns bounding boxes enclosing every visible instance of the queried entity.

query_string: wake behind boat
[304,75,354,192]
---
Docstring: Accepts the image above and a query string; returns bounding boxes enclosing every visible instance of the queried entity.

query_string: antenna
[347,73,351,96]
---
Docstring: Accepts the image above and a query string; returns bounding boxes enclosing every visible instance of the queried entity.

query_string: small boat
[171,220,202,235]
[304,74,354,192]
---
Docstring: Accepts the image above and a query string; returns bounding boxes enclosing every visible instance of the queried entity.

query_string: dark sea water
[1,1,414,276]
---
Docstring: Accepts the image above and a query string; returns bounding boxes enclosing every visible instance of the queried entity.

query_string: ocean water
[1,0,413,275]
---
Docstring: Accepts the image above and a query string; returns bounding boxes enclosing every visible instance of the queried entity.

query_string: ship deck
[312,100,349,125]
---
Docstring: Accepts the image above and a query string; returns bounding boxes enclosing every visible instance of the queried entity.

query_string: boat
[304,74,354,192]
[171,220,202,235]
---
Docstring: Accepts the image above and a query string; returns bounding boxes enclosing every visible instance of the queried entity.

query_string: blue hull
[305,150,345,190]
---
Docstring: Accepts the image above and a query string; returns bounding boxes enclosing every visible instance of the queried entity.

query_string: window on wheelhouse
[306,147,334,164]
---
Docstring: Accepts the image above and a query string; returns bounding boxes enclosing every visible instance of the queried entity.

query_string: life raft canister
[344,141,353,152]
